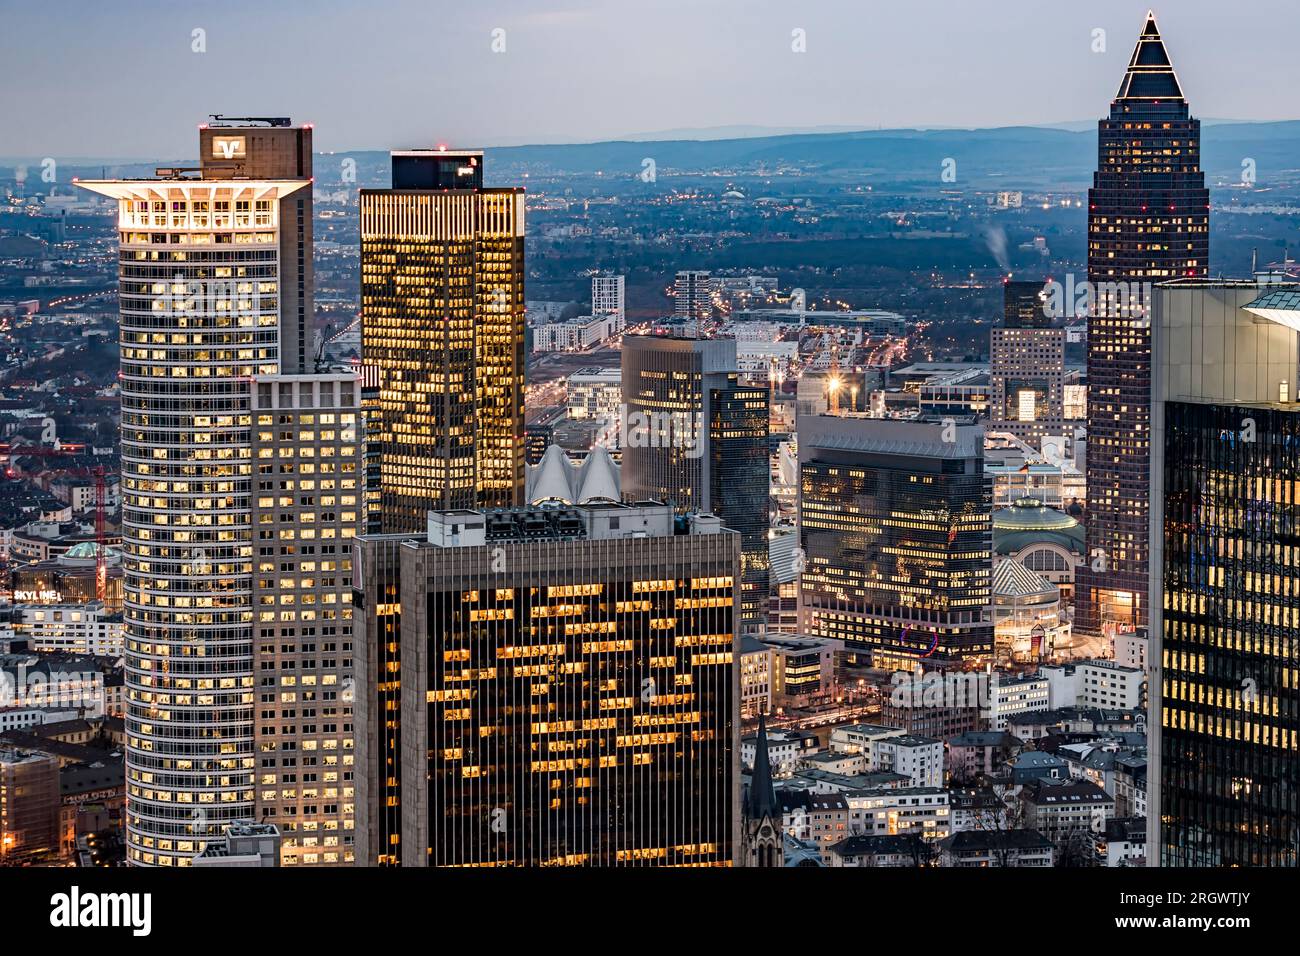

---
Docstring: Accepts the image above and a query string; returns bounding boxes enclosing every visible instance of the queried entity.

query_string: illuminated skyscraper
[621,335,770,631]
[360,150,526,532]
[1150,278,1300,866]
[1075,12,1210,635]
[356,503,738,867]
[79,119,359,866]
[798,413,993,669]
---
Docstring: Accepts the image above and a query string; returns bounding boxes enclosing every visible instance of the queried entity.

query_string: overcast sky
[3,0,1295,158]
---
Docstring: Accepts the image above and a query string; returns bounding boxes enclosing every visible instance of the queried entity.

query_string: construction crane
[827,343,842,415]
[94,465,107,602]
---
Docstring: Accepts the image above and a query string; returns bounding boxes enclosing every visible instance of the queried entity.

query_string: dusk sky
[3,0,1297,158]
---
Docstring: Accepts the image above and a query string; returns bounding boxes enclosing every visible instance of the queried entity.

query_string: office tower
[360,149,526,532]
[798,414,993,669]
[990,280,1065,441]
[621,335,769,631]
[78,120,360,867]
[353,533,412,867]
[524,422,553,467]
[1075,12,1210,635]
[711,381,772,632]
[674,270,714,325]
[368,502,738,867]
[592,273,625,332]
[358,361,383,535]
[1149,278,1300,867]
[248,372,361,866]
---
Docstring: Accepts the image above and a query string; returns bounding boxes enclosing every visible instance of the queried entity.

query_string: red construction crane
[94,465,107,602]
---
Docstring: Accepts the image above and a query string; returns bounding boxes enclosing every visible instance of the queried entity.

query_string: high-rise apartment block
[674,270,714,325]
[1149,278,1300,866]
[78,119,360,866]
[355,502,740,866]
[1076,13,1210,635]
[798,413,993,669]
[361,150,526,532]
[592,273,625,332]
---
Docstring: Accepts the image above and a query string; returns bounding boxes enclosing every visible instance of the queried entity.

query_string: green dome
[992,498,1079,532]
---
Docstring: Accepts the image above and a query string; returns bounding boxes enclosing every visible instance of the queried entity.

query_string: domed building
[992,498,1085,603]
[9,540,124,612]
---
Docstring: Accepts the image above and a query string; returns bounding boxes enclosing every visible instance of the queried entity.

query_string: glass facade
[710,382,770,632]
[404,512,737,866]
[799,420,993,669]
[1160,400,1300,866]
[360,176,526,532]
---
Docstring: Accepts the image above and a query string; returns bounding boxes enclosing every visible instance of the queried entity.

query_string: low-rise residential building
[741,727,822,775]
[940,829,1054,867]
[984,673,1050,731]
[828,834,928,867]
[1010,750,1069,785]
[1021,779,1114,848]
[875,735,943,789]
[1097,816,1147,867]
[829,722,906,756]
[947,731,1022,782]
[8,603,122,656]
[844,786,951,842]
[1076,659,1144,710]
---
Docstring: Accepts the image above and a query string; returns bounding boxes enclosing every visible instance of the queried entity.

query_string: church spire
[748,712,778,820]
[1116,11,1185,101]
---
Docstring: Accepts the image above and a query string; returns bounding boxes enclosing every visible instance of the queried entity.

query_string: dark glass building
[621,335,770,632]
[1076,12,1210,635]
[798,414,993,669]
[1151,280,1300,867]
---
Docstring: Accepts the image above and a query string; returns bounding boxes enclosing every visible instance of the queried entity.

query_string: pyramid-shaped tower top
[1115,11,1185,101]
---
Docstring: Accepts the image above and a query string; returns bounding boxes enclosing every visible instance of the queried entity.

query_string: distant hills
[21,120,1300,192]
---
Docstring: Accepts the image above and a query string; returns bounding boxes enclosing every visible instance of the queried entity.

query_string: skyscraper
[361,149,526,532]
[249,372,361,866]
[78,119,360,866]
[621,335,770,631]
[370,502,738,867]
[1075,12,1210,635]
[989,279,1065,442]
[1150,278,1300,866]
[798,413,993,669]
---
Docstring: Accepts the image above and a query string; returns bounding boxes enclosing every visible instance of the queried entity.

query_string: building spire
[748,712,778,820]
[1115,11,1185,102]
